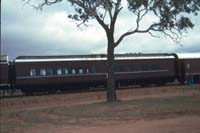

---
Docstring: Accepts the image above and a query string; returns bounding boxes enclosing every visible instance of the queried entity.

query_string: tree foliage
[25,0,200,42]
[23,0,200,101]
[63,0,200,43]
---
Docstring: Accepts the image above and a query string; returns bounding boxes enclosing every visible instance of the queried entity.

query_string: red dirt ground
[27,116,200,133]
[1,85,200,133]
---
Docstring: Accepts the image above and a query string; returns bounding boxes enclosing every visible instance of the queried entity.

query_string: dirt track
[1,85,200,133]
[29,116,200,133]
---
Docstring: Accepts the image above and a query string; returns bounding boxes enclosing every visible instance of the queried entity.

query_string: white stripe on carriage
[177,53,200,59]
[186,73,200,76]
[115,70,169,74]
[16,73,107,79]
[16,70,169,79]
[15,56,175,63]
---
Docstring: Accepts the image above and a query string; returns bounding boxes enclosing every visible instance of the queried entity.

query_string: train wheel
[6,89,14,96]
[21,89,33,96]
[48,89,57,94]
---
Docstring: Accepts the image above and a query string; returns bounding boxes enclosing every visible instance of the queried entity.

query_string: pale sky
[1,0,200,60]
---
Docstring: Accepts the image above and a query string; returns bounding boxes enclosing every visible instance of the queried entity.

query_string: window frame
[72,68,76,75]
[29,69,36,76]
[63,68,68,75]
[57,68,62,75]
[40,68,47,76]
[78,68,83,74]
[47,68,53,76]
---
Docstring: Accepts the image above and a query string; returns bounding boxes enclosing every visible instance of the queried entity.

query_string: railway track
[0,87,106,99]
[0,82,185,99]
[1,84,199,114]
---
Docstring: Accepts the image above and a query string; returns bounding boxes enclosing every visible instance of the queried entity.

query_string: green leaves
[127,0,199,31]
[177,16,194,30]
[127,0,149,11]
[26,0,200,41]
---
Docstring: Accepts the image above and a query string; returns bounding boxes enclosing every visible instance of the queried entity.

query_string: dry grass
[1,85,200,132]
[1,95,200,131]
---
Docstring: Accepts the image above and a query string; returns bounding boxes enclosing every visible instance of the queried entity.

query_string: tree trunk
[106,37,117,102]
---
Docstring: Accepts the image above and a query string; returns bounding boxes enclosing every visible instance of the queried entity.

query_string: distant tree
[23,0,200,102]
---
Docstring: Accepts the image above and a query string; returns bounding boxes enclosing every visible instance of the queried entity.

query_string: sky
[1,0,200,60]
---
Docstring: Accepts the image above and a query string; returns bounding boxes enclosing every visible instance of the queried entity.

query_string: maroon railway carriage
[15,55,107,93]
[114,54,177,86]
[14,54,177,94]
[177,53,200,84]
[0,55,9,89]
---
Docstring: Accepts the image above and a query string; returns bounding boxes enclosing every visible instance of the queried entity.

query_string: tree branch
[114,23,161,47]
[110,0,122,34]
[162,30,183,45]
[95,15,109,32]
[30,0,63,10]
[148,31,160,38]
[104,0,113,21]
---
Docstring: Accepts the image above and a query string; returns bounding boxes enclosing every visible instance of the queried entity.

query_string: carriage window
[72,69,76,75]
[63,68,68,75]
[57,68,62,75]
[47,68,53,76]
[141,65,149,71]
[115,65,124,72]
[186,64,190,69]
[86,67,96,73]
[86,68,89,73]
[40,69,46,76]
[150,65,160,70]
[90,67,95,73]
[30,69,36,76]
[79,68,83,74]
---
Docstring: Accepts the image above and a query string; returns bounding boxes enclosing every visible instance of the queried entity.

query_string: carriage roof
[15,53,176,63]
